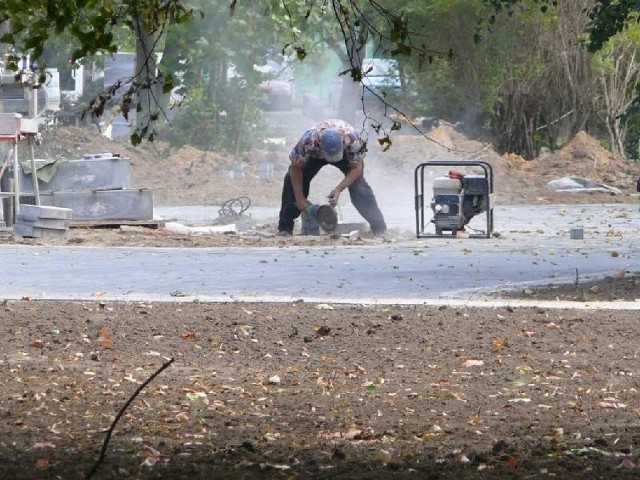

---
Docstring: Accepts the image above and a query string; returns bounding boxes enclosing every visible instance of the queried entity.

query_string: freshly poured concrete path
[0,204,638,307]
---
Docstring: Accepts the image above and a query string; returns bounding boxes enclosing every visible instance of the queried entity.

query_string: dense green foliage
[155,2,266,152]
[587,0,640,51]
[0,0,193,80]
[393,0,640,158]
[400,1,597,157]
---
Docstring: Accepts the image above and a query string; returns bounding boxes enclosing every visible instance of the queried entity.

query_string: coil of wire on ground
[212,196,252,225]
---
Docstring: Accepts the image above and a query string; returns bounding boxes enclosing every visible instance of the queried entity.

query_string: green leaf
[0,33,14,44]
[390,43,411,56]
[162,75,174,94]
[130,132,142,146]
[350,67,363,83]
[377,135,392,151]
[294,47,307,61]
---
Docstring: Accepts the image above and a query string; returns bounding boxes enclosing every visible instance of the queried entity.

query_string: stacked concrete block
[36,188,153,221]
[3,152,154,224]
[17,153,133,193]
[13,204,72,239]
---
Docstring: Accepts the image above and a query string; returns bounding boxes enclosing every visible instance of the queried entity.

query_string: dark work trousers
[278,157,387,234]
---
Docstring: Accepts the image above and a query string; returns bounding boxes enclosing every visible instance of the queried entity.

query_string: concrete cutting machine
[414,160,494,238]
[300,203,338,235]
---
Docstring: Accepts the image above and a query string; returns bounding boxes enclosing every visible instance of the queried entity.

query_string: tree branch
[84,358,175,480]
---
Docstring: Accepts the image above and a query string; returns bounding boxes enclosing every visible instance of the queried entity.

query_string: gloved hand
[327,190,340,207]
[297,198,310,212]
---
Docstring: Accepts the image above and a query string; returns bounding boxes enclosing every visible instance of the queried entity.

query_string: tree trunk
[597,40,640,158]
[133,18,173,135]
[325,18,369,126]
[0,21,9,57]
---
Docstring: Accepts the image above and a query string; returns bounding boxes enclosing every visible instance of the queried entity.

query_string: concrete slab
[40,215,71,227]
[19,204,73,220]
[31,189,153,221]
[13,223,67,239]
[17,154,132,193]
[13,204,72,238]
[0,113,21,135]
[15,216,70,229]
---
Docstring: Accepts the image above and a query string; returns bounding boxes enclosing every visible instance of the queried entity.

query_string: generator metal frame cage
[414,160,494,239]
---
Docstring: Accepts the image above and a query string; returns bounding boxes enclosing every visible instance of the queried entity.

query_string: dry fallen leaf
[462,359,484,367]
[615,457,637,469]
[492,338,509,351]
[375,449,392,463]
[98,327,113,349]
[504,456,518,469]
[175,411,189,422]
[180,331,197,340]
[140,457,159,467]
[343,428,362,440]
[315,303,334,310]
[612,268,626,277]
[597,401,627,409]
[315,325,331,337]
[33,443,56,449]
[138,444,164,467]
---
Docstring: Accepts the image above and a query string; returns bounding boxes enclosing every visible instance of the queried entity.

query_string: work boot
[372,229,392,242]
[276,230,292,237]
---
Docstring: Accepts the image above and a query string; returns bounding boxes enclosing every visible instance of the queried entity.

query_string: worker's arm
[290,159,309,211]
[288,129,317,212]
[328,162,363,206]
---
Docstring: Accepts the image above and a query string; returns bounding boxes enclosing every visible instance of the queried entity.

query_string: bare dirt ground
[2,300,640,479]
[1,120,639,479]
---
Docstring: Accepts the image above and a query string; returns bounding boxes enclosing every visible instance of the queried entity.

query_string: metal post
[28,135,40,205]
[12,133,19,215]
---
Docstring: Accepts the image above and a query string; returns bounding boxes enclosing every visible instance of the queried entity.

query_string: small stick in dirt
[85,358,175,480]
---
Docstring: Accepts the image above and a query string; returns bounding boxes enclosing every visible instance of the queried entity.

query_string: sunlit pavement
[0,204,638,307]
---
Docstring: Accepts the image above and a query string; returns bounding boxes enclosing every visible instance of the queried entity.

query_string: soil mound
[516,130,637,189]
[33,123,638,208]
